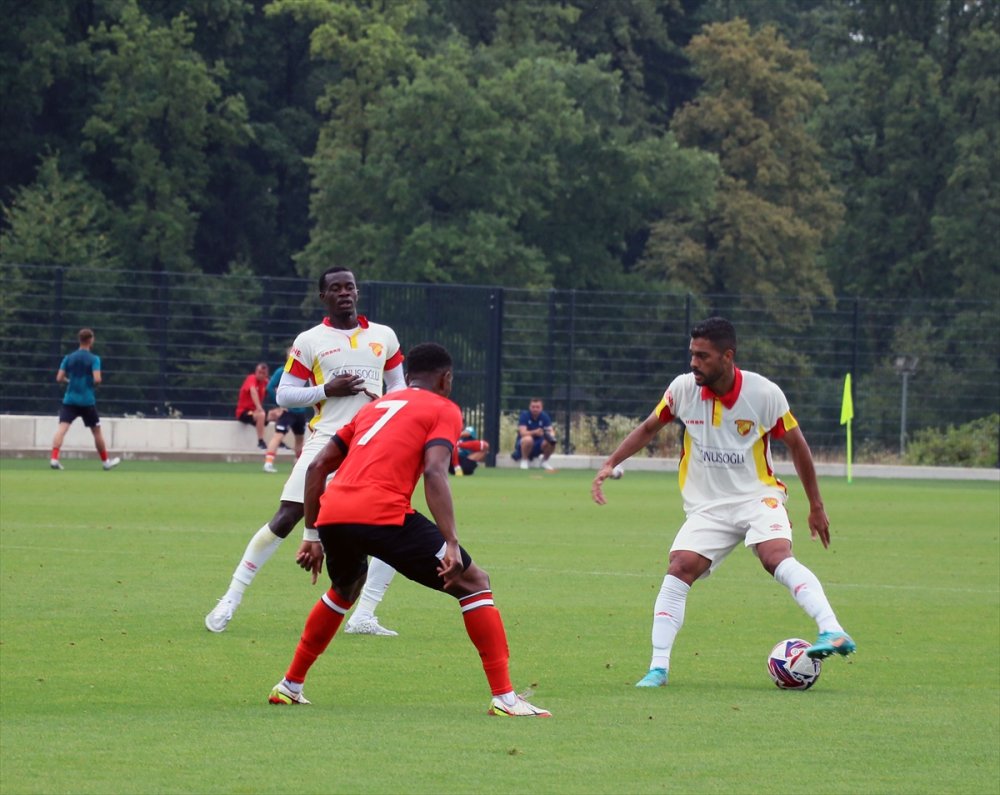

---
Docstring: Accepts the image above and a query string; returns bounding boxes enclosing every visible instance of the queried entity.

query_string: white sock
[773,558,843,634]
[282,678,302,694]
[350,558,397,621]
[650,575,690,671]
[223,524,283,603]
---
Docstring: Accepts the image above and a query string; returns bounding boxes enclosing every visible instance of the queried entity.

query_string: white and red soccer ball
[767,638,822,690]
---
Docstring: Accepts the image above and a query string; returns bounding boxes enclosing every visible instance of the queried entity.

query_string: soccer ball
[767,638,821,690]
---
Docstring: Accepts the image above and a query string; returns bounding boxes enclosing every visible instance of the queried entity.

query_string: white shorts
[279,431,335,504]
[670,496,793,579]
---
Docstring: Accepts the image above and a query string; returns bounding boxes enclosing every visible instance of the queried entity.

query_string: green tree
[268,0,425,154]
[431,0,705,122]
[931,27,1000,300]
[854,310,999,455]
[815,0,998,301]
[172,261,266,412]
[0,2,148,206]
[311,45,716,288]
[279,1,715,289]
[817,36,949,299]
[1,155,120,271]
[81,1,250,275]
[0,155,128,395]
[149,1,327,277]
[642,19,842,327]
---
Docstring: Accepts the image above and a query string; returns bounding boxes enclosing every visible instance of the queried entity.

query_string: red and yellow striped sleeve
[654,389,675,423]
[770,410,798,438]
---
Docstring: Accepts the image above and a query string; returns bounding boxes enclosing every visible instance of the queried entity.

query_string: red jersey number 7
[356,400,408,445]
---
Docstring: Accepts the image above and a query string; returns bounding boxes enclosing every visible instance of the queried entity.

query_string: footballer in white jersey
[592,317,855,685]
[655,368,798,514]
[275,316,403,507]
[204,267,405,637]
[284,316,403,437]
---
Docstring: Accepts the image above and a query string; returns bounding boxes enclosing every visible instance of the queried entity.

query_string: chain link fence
[2,263,997,464]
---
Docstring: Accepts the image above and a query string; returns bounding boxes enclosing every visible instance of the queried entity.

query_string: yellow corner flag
[840,373,854,425]
[841,374,853,483]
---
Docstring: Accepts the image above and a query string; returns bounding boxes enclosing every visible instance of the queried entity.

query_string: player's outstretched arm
[782,427,830,548]
[592,412,665,505]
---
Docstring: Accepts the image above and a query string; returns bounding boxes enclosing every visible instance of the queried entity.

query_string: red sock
[460,591,512,696]
[100,451,109,462]
[285,589,352,684]
[51,448,60,461]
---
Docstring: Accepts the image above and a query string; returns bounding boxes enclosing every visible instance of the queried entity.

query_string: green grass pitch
[1,459,997,794]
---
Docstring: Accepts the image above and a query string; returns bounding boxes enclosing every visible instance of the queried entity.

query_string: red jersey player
[268,342,551,718]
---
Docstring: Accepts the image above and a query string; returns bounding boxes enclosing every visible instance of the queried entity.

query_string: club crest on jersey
[734,419,754,436]
[369,342,384,357]
[762,497,779,509]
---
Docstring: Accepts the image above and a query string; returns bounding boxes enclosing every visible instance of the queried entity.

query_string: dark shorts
[318,511,474,593]
[275,411,307,436]
[512,435,556,461]
[58,404,100,428]
[237,411,257,425]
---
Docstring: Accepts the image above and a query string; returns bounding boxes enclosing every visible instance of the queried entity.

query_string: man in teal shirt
[50,328,121,471]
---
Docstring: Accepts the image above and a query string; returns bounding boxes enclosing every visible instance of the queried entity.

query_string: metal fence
[2,263,997,464]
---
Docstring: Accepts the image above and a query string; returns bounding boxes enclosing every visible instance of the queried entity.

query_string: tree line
[2,0,997,318]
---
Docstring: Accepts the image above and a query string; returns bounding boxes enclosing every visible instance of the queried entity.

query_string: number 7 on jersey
[356,400,408,445]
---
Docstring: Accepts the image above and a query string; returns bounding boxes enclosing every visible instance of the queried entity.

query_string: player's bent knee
[445,564,490,597]
[667,551,709,584]
[759,551,792,576]
[329,578,364,604]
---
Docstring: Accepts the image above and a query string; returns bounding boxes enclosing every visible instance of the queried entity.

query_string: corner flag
[840,373,854,425]
[841,374,853,483]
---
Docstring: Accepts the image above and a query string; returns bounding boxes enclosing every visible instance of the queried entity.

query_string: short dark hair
[691,317,737,355]
[318,266,352,292]
[78,328,94,344]
[406,343,452,376]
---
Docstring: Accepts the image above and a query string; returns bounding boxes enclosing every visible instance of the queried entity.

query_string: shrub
[906,414,999,468]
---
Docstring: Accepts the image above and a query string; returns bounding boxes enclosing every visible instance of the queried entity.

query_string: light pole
[893,355,919,457]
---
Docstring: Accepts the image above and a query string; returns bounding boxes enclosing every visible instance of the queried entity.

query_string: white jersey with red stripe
[654,368,798,513]
[286,316,403,437]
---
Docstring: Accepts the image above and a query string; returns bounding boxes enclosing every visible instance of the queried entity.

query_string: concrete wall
[0,414,280,463]
[2,414,996,480]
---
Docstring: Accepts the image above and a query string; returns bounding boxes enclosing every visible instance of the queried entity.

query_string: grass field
[0,459,997,794]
